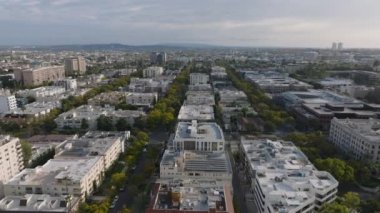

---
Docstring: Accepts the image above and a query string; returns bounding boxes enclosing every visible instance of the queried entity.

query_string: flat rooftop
[6,157,101,186]
[241,137,338,212]
[175,121,224,141]
[161,150,231,173]
[0,194,80,212]
[178,105,214,121]
[151,179,233,212]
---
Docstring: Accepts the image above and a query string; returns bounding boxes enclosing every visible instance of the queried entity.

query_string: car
[143,148,147,152]
[131,166,136,171]
[110,203,115,209]
[119,186,126,192]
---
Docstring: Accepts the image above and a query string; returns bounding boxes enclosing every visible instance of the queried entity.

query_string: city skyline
[0,0,379,48]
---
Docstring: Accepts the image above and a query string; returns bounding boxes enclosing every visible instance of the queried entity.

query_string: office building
[240,138,338,213]
[0,90,17,113]
[329,118,380,163]
[64,57,86,76]
[173,120,224,152]
[14,66,65,86]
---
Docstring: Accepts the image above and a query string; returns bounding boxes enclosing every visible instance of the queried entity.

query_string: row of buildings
[0,131,130,212]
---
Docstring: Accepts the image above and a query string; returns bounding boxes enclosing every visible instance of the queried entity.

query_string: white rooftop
[241,137,338,212]
[178,105,214,121]
[175,121,224,141]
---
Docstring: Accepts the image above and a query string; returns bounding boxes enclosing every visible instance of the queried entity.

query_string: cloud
[0,0,379,47]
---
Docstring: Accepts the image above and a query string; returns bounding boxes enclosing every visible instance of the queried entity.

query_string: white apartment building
[240,138,338,213]
[6,101,60,118]
[16,86,66,100]
[159,150,232,182]
[143,66,163,78]
[54,78,77,91]
[0,135,24,197]
[0,90,17,113]
[329,118,380,163]
[3,131,128,200]
[55,105,145,130]
[125,92,158,108]
[190,73,209,85]
[173,120,225,152]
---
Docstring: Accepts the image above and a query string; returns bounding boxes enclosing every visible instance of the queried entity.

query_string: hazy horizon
[1,0,379,48]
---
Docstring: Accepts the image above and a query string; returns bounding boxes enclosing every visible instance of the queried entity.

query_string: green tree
[97,115,115,131]
[342,192,360,212]
[314,158,355,182]
[320,202,349,213]
[20,140,32,166]
[111,172,126,188]
[115,118,130,131]
[136,131,149,142]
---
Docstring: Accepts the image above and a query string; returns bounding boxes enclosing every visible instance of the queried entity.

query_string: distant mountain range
[0,43,226,51]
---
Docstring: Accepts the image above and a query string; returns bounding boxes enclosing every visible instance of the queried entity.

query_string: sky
[0,0,379,48]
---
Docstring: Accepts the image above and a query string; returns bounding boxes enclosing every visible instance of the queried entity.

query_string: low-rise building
[87,91,124,106]
[243,71,312,94]
[185,91,215,106]
[173,120,224,152]
[5,101,60,118]
[0,194,81,213]
[190,73,209,85]
[54,78,77,91]
[146,180,234,213]
[178,105,214,121]
[16,87,66,100]
[329,118,380,163]
[240,138,339,213]
[125,92,158,108]
[55,105,145,130]
[159,150,232,182]
[143,66,163,78]
[3,131,128,200]
[218,89,250,107]
[211,66,228,80]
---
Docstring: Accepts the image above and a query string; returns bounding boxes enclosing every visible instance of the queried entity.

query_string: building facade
[14,66,65,86]
[0,135,24,197]
[0,90,17,113]
[190,73,209,85]
[329,118,380,163]
[64,57,86,76]
[143,67,164,78]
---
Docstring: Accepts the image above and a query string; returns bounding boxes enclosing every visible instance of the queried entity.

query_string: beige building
[14,66,65,86]
[64,57,86,76]
[0,135,24,197]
